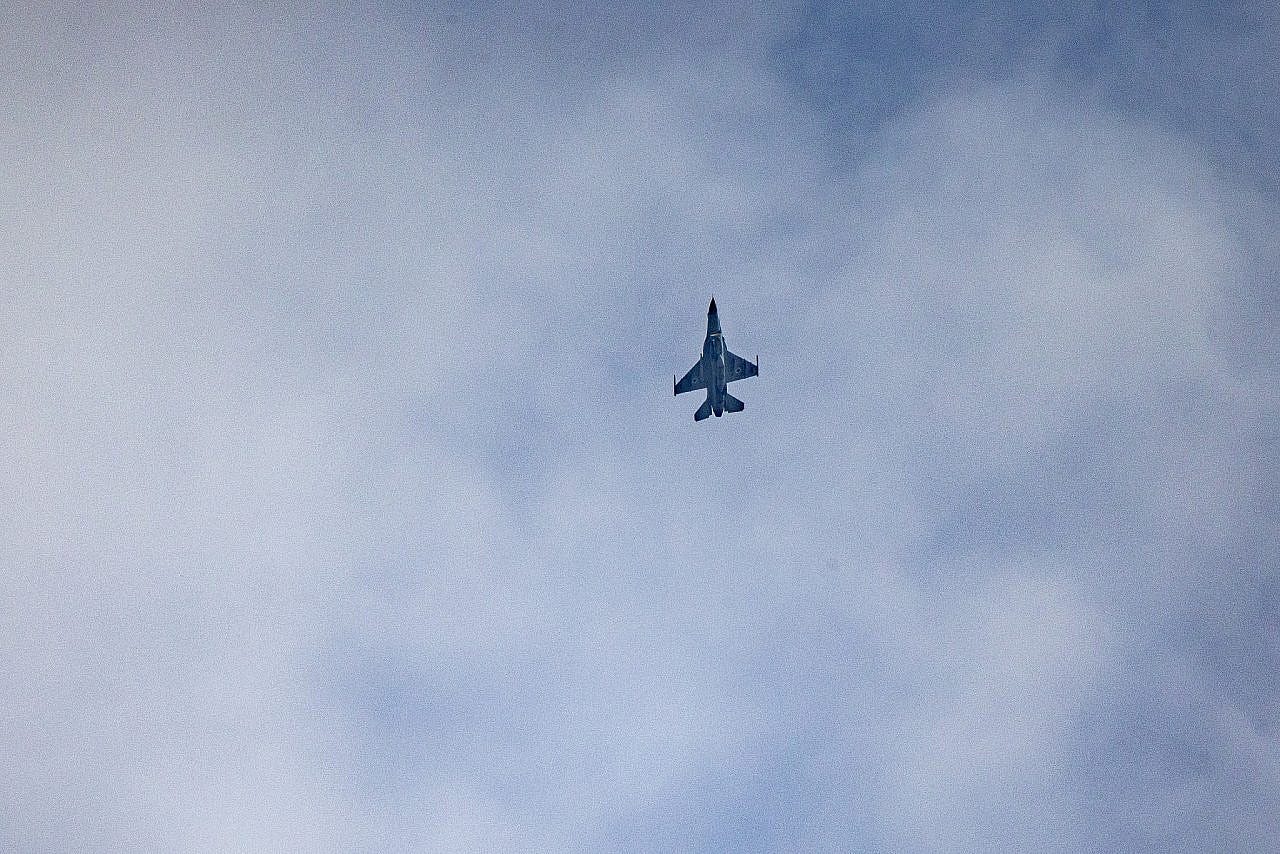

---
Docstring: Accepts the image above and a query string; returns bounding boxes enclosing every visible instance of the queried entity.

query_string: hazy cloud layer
[3,3,1276,852]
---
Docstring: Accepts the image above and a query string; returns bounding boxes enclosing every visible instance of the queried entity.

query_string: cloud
[2,3,1276,852]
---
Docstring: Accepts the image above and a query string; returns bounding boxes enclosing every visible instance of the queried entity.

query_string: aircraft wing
[674,360,706,395]
[724,350,758,383]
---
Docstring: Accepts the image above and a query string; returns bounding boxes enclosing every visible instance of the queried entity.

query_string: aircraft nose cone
[708,297,717,314]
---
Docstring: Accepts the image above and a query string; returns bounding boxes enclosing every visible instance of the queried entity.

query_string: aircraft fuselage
[702,329,727,416]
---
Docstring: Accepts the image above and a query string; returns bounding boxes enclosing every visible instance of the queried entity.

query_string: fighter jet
[674,298,758,421]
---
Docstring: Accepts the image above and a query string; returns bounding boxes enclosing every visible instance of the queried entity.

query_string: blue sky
[3,2,1277,851]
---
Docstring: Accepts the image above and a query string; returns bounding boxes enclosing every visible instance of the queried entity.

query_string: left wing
[674,360,706,395]
[724,350,758,383]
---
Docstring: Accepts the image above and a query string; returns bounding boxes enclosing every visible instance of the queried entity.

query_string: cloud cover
[3,2,1277,851]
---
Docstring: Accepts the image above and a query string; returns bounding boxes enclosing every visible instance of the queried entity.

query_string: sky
[3,2,1278,851]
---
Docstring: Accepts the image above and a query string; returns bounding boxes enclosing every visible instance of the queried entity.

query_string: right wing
[723,349,758,383]
[674,360,706,395]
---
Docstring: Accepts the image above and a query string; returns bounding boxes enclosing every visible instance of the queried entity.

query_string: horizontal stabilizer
[723,393,745,413]
[694,398,713,421]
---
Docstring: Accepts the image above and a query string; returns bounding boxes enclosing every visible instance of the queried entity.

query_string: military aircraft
[674,298,758,421]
